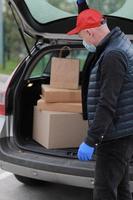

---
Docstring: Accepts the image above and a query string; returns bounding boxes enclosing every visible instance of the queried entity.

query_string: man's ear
[86,29,92,36]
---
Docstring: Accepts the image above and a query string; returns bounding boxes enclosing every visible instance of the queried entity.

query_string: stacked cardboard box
[33,106,88,149]
[38,85,82,113]
[33,57,88,149]
[41,84,81,103]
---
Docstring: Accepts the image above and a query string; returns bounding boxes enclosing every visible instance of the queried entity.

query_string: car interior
[13,46,89,159]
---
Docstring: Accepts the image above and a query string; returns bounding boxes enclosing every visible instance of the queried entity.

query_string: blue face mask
[82,40,96,52]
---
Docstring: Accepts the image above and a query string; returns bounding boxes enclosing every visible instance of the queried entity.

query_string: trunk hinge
[8,2,32,57]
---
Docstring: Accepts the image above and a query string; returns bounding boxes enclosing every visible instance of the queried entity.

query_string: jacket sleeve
[77,1,89,13]
[84,51,128,147]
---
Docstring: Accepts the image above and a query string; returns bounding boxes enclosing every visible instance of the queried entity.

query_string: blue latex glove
[77,0,86,4]
[77,142,94,161]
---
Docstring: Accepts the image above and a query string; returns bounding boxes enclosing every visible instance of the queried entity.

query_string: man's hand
[77,0,86,4]
[77,142,94,161]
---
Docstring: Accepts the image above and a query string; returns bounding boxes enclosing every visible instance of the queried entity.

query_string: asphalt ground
[0,170,93,200]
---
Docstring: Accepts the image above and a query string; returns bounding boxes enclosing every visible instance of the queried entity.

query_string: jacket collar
[96,27,122,54]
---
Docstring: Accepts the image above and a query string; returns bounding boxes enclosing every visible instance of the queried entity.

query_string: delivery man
[67,0,133,199]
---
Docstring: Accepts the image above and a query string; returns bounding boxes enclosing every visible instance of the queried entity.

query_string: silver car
[0,0,133,189]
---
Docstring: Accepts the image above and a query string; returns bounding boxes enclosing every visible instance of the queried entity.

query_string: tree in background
[4,1,33,64]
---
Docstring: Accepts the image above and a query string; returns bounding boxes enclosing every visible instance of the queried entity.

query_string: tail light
[0,75,11,116]
[0,64,23,116]
[0,85,6,116]
[0,103,5,116]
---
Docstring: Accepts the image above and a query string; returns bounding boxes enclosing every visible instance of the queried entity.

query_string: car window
[47,0,126,14]
[24,0,131,24]
[30,53,52,78]
[30,48,88,78]
[24,0,74,24]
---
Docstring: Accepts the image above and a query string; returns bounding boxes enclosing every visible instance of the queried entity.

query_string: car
[0,0,133,189]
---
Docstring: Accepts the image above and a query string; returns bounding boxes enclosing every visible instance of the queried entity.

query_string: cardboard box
[33,106,88,149]
[50,57,80,89]
[37,98,82,113]
[41,84,81,103]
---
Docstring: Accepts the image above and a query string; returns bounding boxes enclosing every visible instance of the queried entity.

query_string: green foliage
[3,1,34,73]
[4,3,25,60]
[0,59,18,74]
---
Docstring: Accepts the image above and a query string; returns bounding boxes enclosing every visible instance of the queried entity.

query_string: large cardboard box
[33,106,88,149]
[50,57,80,89]
[41,84,81,103]
[37,99,82,113]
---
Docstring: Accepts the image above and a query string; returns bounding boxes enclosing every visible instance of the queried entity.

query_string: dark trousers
[93,135,133,200]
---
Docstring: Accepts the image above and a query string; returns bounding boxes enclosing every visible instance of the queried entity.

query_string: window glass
[87,0,126,14]
[24,0,74,24]
[30,48,88,78]
[47,0,126,14]
[30,53,52,78]
[24,0,128,24]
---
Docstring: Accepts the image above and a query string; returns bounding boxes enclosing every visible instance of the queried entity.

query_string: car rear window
[24,0,132,25]
[24,0,75,24]
[29,47,88,79]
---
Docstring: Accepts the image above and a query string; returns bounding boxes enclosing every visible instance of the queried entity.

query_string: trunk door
[8,0,79,40]
[9,0,133,41]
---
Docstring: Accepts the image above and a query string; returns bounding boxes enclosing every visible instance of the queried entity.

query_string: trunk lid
[8,0,133,41]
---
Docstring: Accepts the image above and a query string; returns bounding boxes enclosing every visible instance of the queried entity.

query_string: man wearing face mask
[67,0,133,199]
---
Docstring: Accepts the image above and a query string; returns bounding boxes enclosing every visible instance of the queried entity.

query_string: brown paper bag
[50,47,80,89]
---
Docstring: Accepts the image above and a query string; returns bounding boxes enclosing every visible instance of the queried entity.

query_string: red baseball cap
[67,8,103,35]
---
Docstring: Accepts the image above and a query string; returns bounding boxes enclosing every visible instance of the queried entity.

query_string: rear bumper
[1,161,95,188]
[1,162,133,191]
[0,137,95,188]
[1,137,133,190]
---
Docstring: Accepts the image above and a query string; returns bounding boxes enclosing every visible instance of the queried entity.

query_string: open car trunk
[9,0,133,159]
[13,28,133,160]
[8,0,133,40]
[14,76,80,159]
